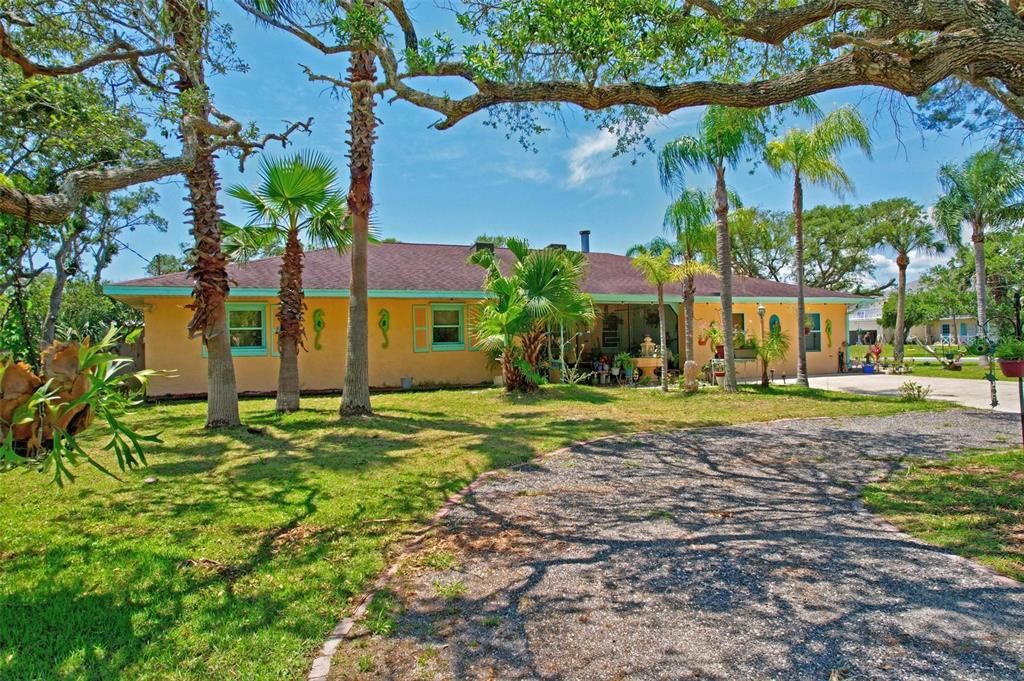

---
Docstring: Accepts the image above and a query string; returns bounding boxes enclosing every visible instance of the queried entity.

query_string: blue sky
[107,2,987,287]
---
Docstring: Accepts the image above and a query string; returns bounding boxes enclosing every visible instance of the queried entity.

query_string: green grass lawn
[864,449,1024,582]
[1,385,948,680]
[846,343,961,359]
[907,362,1017,382]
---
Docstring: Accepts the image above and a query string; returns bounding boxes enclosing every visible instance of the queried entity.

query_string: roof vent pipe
[579,229,591,253]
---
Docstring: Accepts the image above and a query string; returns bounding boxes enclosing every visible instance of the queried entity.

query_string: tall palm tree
[627,245,685,392]
[223,152,351,413]
[935,147,1024,346]
[662,188,718,364]
[868,198,944,363]
[243,0,379,415]
[168,0,240,428]
[659,106,770,392]
[471,238,595,392]
[339,7,379,417]
[764,106,871,386]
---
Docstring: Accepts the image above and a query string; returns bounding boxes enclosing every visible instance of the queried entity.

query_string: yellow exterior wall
[681,301,849,381]
[139,294,850,396]
[141,296,492,396]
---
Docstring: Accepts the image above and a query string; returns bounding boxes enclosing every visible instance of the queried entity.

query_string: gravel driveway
[335,410,1024,680]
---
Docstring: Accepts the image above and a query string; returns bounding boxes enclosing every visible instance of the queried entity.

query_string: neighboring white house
[846,282,981,346]
[847,298,885,345]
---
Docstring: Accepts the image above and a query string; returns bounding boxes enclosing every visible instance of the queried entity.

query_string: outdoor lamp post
[757,304,768,387]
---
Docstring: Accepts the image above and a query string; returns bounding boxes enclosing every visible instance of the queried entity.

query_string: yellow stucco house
[104,241,861,396]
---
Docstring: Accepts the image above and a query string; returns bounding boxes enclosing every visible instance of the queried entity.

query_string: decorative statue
[683,360,699,392]
[640,335,657,358]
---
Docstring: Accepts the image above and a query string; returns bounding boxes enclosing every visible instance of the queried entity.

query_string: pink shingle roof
[112,242,861,300]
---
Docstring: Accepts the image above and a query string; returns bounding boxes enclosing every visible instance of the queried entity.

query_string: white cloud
[565,130,619,188]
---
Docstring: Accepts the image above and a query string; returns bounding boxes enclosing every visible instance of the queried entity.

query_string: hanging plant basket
[998,359,1024,378]
[698,338,708,346]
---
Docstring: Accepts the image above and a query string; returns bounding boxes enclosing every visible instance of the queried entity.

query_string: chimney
[579,229,591,253]
[473,241,495,253]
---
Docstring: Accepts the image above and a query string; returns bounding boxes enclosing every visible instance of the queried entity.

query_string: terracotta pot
[998,359,1024,378]
[715,344,724,359]
[698,338,708,346]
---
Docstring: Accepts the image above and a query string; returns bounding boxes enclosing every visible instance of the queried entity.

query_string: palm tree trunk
[894,253,909,364]
[714,163,737,392]
[169,0,240,428]
[793,172,808,387]
[340,47,377,417]
[276,226,304,412]
[972,223,988,338]
[657,283,668,392]
[971,221,997,407]
[683,275,696,364]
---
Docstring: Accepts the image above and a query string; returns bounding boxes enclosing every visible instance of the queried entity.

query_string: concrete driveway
[809,373,1022,414]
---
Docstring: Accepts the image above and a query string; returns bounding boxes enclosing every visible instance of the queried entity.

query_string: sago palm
[662,188,718,364]
[471,238,595,392]
[935,146,1024,344]
[224,152,351,413]
[868,198,944,363]
[627,245,685,392]
[764,106,871,386]
[659,106,770,392]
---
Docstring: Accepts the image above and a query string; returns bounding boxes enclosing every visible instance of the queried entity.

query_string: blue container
[863,364,875,374]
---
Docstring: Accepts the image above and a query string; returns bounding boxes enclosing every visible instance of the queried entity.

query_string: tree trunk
[41,225,77,347]
[971,221,997,407]
[170,0,240,428]
[658,283,668,392]
[793,172,809,387]
[276,226,304,412]
[894,253,909,364]
[340,47,378,417]
[972,223,988,338]
[683,274,696,365]
[714,163,737,392]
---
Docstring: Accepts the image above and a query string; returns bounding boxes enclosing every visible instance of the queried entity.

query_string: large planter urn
[998,359,1024,378]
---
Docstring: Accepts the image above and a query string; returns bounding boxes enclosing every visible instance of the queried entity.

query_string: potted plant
[614,352,635,379]
[701,323,725,358]
[734,331,757,360]
[995,338,1024,378]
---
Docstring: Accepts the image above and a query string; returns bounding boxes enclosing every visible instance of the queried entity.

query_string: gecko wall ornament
[378,309,391,348]
[312,309,325,350]
[825,318,833,348]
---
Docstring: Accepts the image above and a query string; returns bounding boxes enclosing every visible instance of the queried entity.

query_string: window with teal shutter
[806,313,822,352]
[431,304,465,351]
[769,314,781,333]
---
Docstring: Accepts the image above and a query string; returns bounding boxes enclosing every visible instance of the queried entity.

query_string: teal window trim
[768,314,781,333]
[202,303,270,357]
[430,303,465,351]
[732,312,745,333]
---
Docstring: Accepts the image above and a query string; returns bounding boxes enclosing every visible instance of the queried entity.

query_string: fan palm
[224,151,351,413]
[659,106,772,392]
[868,198,944,363]
[935,147,1024,344]
[764,106,872,386]
[756,327,791,387]
[662,188,718,364]
[471,238,595,392]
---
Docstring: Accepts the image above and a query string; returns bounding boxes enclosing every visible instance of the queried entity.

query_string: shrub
[898,381,932,402]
